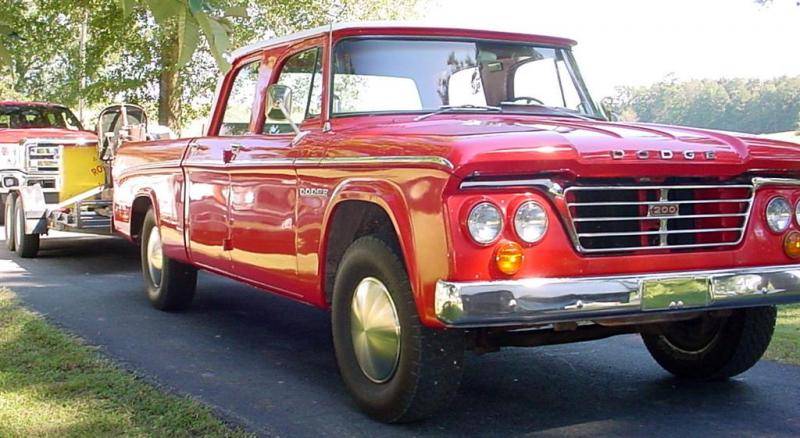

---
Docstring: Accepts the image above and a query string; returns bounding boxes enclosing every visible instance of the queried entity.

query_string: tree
[119,0,422,130]
[0,0,421,130]
[0,0,144,113]
[615,76,800,134]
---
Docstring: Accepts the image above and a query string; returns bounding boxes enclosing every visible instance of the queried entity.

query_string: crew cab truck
[112,24,800,423]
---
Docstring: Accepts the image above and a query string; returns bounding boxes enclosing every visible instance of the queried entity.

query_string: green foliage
[0,0,421,129]
[614,76,800,134]
[0,0,144,108]
[119,0,236,72]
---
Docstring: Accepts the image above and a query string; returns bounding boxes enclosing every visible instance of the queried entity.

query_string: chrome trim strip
[316,156,454,169]
[752,177,800,189]
[567,198,752,207]
[182,156,453,170]
[577,241,743,254]
[459,178,564,195]
[577,227,743,238]
[566,184,754,191]
[573,213,748,222]
[435,264,800,327]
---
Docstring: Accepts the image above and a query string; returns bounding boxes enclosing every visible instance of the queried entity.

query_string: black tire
[0,194,5,226]
[14,196,39,258]
[332,235,465,423]
[642,306,777,380]
[4,193,15,251]
[140,208,197,311]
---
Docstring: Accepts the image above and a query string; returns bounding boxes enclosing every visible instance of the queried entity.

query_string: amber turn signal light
[495,241,523,275]
[784,231,800,259]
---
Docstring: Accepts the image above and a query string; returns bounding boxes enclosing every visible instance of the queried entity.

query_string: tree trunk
[158,27,181,131]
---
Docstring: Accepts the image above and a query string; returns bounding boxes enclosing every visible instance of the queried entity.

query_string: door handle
[224,143,250,164]
[190,143,209,151]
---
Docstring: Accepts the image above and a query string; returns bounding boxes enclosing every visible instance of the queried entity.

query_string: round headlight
[514,201,548,243]
[467,202,503,244]
[795,200,800,226]
[766,197,792,233]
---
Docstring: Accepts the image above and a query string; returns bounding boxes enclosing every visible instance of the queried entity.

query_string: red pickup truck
[112,24,800,422]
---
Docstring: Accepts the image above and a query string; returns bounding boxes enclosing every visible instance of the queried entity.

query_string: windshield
[332,38,600,118]
[0,105,84,130]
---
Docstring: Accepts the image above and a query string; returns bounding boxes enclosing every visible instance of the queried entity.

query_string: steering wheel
[507,96,545,105]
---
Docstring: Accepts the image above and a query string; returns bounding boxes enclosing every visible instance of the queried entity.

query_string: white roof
[229,21,569,60]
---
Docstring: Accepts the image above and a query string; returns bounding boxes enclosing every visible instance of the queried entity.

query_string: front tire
[4,193,16,251]
[141,209,197,311]
[642,306,777,379]
[14,196,39,258]
[332,236,464,423]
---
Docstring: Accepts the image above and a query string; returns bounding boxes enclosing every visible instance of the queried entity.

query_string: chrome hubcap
[350,277,402,383]
[146,226,163,288]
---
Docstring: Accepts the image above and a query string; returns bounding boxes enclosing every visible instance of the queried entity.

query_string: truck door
[227,42,326,296]
[184,58,262,272]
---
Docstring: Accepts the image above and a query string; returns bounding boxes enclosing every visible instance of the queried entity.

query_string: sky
[417,0,800,98]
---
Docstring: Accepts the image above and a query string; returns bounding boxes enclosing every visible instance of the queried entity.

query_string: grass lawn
[766,304,800,366]
[0,288,249,437]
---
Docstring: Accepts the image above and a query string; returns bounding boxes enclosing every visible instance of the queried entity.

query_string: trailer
[3,104,164,257]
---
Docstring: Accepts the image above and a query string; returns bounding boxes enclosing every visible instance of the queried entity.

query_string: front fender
[322,177,452,328]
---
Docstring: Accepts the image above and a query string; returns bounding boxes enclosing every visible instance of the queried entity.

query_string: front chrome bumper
[435,265,800,327]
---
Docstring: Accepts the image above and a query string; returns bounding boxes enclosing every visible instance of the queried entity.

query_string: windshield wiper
[500,102,601,121]
[414,104,502,121]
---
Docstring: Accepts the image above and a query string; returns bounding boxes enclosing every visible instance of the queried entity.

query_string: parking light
[784,231,800,259]
[495,241,523,275]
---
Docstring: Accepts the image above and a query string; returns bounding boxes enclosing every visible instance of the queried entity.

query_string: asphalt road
[1,229,799,437]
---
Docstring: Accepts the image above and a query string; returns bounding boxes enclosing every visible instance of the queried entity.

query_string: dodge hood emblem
[611,149,716,160]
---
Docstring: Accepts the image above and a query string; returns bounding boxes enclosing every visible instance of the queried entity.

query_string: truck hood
[334,116,800,180]
[0,128,98,144]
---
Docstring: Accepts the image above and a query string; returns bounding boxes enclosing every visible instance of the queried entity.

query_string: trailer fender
[19,184,48,234]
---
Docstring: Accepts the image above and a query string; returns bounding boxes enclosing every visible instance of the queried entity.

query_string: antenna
[324,17,336,132]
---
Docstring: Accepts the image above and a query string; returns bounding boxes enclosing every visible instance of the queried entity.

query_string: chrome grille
[26,143,62,173]
[564,184,754,253]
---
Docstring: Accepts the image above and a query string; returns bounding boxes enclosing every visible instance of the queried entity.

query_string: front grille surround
[563,183,755,254]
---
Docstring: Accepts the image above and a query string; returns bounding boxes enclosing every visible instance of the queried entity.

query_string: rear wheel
[14,196,39,258]
[0,194,5,226]
[332,236,464,423]
[642,306,777,379]
[141,209,197,310]
[4,193,16,251]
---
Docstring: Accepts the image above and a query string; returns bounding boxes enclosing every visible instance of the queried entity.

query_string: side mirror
[266,84,301,136]
[267,84,294,121]
[600,97,620,122]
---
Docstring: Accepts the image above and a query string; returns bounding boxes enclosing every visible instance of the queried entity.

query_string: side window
[264,47,322,134]
[220,60,260,136]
